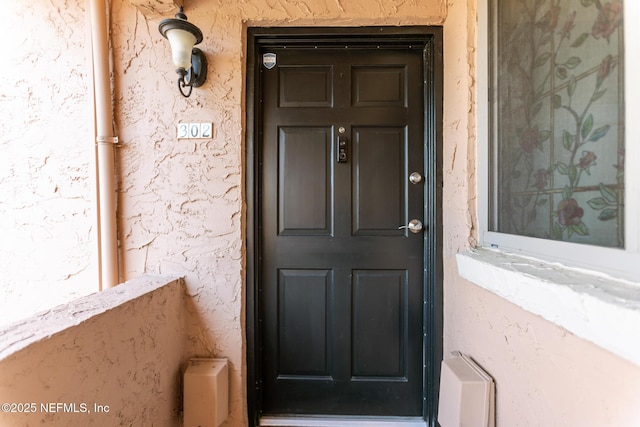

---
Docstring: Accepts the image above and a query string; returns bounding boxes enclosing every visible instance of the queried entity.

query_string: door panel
[278,126,332,234]
[352,65,407,106]
[260,46,425,417]
[278,269,332,378]
[351,269,407,379]
[279,66,334,108]
[353,126,406,235]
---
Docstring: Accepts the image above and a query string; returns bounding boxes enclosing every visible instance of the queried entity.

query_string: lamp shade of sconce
[166,27,198,70]
[159,7,207,97]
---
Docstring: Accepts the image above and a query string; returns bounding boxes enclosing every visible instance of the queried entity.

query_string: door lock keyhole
[337,136,348,163]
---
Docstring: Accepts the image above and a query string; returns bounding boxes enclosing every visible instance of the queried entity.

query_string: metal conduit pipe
[89,0,119,289]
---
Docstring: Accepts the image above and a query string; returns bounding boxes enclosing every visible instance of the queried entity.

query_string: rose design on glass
[596,54,615,88]
[592,1,623,41]
[560,11,577,38]
[498,0,624,246]
[557,198,584,227]
[578,151,597,172]
[533,169,550,190]
[520,126,544,154]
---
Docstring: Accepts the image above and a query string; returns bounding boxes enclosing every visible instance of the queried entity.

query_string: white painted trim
[260,416,426,427]
[456,248,640,367]
[625,0,640,253]
[476,0,489,244]
[482,230,640,282]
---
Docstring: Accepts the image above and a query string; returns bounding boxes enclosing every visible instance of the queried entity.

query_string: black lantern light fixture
[158,7,207,98]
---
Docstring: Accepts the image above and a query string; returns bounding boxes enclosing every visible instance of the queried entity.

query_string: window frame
[477,0,640,282]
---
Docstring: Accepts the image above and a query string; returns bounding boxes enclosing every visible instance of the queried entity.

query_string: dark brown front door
[251,30,441,421]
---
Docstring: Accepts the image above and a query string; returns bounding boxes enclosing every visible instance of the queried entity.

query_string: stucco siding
[2,0,640,426]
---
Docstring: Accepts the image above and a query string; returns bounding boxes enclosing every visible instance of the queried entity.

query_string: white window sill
[456,248,640,367]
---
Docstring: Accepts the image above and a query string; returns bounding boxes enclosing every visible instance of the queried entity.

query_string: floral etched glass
[491,0,625,247]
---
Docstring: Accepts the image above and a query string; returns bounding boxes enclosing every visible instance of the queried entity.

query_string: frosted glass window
[490,0,625,248]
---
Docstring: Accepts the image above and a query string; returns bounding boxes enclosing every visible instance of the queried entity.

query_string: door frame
[245,27,443,427]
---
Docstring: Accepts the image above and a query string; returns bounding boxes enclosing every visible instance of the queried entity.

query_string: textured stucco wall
[110,1,447,425]
[0,276,185,427]
[3,0,640,426]
[0,0,98,324]
[442,1,640,426]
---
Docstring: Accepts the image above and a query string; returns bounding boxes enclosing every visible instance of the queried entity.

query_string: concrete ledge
[0,275,185,427]
[0,275,182,361]
[456,248,640,367]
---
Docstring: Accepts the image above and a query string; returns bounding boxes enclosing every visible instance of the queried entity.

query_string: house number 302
[177,123,213,139]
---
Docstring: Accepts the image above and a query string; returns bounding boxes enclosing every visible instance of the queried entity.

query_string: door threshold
[260,416,427,427]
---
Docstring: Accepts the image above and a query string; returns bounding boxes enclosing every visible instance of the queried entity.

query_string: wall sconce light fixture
[158,7,207,98]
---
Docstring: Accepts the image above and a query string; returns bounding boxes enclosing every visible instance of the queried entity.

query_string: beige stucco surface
[1,0,640,426]
[442,2,640,425]
[0,277,185,426]
[0,0,98,324]
[112,1,447,425]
